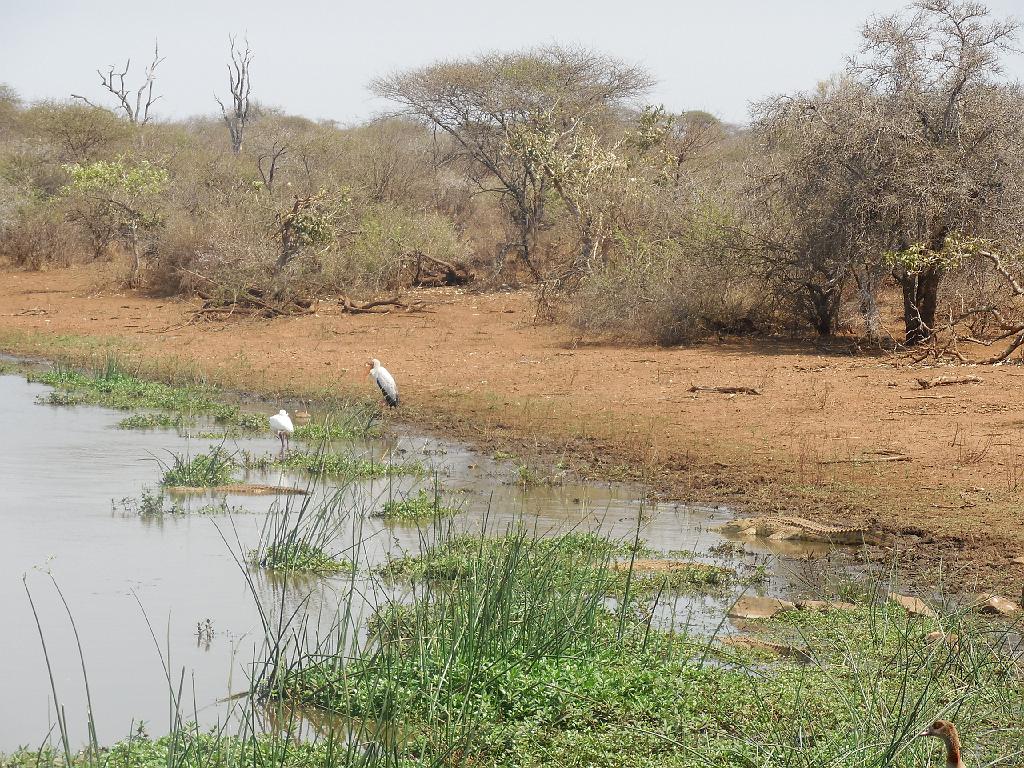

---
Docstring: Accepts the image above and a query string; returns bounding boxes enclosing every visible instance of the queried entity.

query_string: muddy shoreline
[0,264,1022,594]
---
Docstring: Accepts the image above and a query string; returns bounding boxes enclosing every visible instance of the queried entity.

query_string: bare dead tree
[71,42,164,125]
[215,36,253,154]
[257,142,288,193]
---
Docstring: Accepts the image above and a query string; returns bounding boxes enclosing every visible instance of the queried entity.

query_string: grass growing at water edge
[241,449,423,480]
[293,414,381,443]
[250,541,350,574]
[11,513,1024,768]
[248,485,353,575]
[372,488,459,522]
[117,412,186,430]
[158,447,238,487]
[265,527,1024,768]
[29,358,281,432]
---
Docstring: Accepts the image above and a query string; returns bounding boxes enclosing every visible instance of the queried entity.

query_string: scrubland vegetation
[4,1,1024,763]
[3,1,1023,354]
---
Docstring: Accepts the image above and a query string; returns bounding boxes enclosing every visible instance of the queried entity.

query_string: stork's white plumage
[269,409,294,452]
[366,358,399,407]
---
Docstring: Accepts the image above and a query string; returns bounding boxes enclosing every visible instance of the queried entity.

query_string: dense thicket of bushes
[2,1,1023,351]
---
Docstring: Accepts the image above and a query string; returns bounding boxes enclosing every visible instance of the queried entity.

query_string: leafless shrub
[571,234,771,344]
[0,202,81,270]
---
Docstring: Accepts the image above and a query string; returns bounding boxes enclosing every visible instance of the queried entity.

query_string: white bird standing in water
[366,358,399,408]
[268,409,294,453]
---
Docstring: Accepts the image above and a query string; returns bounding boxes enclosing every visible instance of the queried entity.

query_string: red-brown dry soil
[2,264,1022,594]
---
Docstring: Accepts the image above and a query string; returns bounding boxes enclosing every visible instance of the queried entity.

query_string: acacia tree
[752,0,1024,343]
[372,46,652,279]
[62,158,168,283]
[216,36,253,154]
[749,77,880,336]
[72,42,164,126]
[508,113,637,284]
[857,0,1022,344]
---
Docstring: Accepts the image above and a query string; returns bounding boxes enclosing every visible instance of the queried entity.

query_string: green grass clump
[621,560,735,592]
[373,489,458,522]
[293,418,379,442]
[242,450,422,480]
[249,541,349,574]
[213,407,265,431]
[32,362,220,412]
[266,529,1024,768]
[112,487,184,515]
[35,390,86,406]
[379,531,643,582]
[30,360,269,432]
[2,730,390,768]
[117,412,185,430]
[113,487,247,516]
[381,532,724,597]
[159,448,238,487]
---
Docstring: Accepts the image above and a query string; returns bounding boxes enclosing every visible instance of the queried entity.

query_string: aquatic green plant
[112,487,184,515]
[32,359,219,412]
[35,390,86,406]
[372,489,458,522]
[250,541,349,573]
[265,529,1024,768]
[30,359,268,432]
[158,448,238,487]
[116,412,185,430]
[293,415,380,442]
[241,449,422,480]
[249,486,352,575]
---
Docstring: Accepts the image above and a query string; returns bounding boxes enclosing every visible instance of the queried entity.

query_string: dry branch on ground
[915,375,982,389]
[339,295,431,314]
[688,385,762,395]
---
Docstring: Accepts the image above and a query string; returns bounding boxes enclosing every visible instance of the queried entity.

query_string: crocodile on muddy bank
[716,515,883,546]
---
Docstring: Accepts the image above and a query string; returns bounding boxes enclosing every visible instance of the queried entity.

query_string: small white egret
[366,358,399,407]
[269,409,294,452]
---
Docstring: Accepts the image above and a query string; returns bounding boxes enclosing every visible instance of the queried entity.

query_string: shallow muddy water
[0,370,835,751]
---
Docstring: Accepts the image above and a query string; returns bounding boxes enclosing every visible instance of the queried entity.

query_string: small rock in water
[924,630,959,648]
[888,592,937,618]
[969,593,1021,616]
[728,596,796,619]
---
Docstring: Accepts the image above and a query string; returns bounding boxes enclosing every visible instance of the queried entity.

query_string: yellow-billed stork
[366,358,399,407]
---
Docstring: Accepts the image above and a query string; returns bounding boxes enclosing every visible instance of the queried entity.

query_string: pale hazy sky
[3,0,1023,126]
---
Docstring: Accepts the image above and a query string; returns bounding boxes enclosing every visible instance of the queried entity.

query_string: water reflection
[0,370,839,751]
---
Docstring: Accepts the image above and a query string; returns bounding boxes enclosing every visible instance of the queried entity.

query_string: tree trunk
[898,264,943,346]
[854,267,883,342]
[128,231,141,287]
[510,204,541,281]
[803,283,840,336]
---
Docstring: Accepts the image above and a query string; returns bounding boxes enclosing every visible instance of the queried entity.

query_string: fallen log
[407,251,473,287]
[689,385,762,396]
[339,295,430,314]
[820,450,912,464]
[915,375,982,390]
